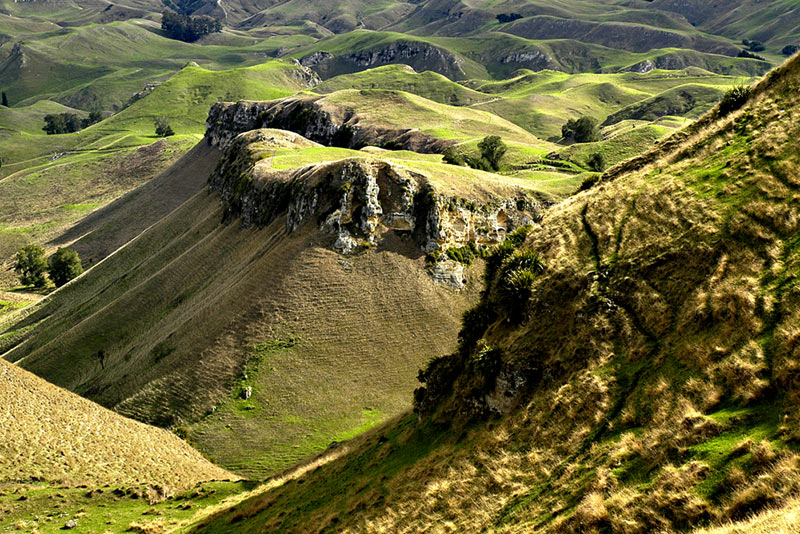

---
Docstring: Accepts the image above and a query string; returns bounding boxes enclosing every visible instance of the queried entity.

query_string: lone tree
[14,245,48,288]
[586,152,606,172]
[562,116,600,143]
[155,116,175,137]
[48,247,83,287]
[478,135,507,171]
[1,92,8,107]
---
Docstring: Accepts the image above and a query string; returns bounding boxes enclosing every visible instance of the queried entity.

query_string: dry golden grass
[691,497,800,534]
[0,359,234,491]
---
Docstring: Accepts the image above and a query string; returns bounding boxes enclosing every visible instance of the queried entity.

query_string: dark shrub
[718,85,751,116]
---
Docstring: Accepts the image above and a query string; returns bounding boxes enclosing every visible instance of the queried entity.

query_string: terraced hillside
[187,50,800,534]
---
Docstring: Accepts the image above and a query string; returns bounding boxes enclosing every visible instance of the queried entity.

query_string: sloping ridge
[189,55,800,532]
[50,140,222,270]
[1,127,540,477]
[206,93,455,153]
[0,358,232,490]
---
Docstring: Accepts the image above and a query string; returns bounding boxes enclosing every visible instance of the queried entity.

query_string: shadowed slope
[51,140,222,270]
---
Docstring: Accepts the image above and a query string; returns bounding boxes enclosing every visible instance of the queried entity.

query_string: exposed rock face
[622,59,655,74]
[499,49,557,71]
[288,59,322,88]
[206,97,453,153]
[621,53,770,76]
[299,41,467,80]
[208,130,541,286]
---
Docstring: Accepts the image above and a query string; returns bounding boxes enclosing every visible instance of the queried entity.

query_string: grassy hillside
[0,358,232,489]
[290,29,769,82]
[0,19,315,110]
[0,60,311,288]
[0,127,551,478]
[186,51,800,534]
[315,65,734,139]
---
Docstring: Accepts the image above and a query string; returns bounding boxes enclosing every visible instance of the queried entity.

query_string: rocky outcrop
[498,49,557,71]
[205,97,453,153]
[208,130,541,286]
[287,59,322,88]
[621,52,771,76]
[299,41,468,80]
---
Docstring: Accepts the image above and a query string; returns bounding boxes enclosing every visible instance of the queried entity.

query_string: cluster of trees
[1,92,8,107]
[738,39,766,60]
[443,135,508,171]
[741,39,765,52]
[561,116,600,143]
[738,49,766,60]
[496,13,522,23]
[783,45,800,56]
[14,245,83,288]
[42,111,102,135]
[161,10,221,42]
[154,116,175,137]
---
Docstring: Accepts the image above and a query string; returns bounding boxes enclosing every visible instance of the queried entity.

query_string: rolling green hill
[2,2,799,532]
[185,48,800,534]
[0,60,314,287]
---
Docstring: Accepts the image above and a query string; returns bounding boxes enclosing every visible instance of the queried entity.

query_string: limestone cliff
[208,129,541,286]
[206,96,453,153]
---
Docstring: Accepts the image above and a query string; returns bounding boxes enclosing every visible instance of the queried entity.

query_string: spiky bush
[496,250,545,320]
[718,85,752,116]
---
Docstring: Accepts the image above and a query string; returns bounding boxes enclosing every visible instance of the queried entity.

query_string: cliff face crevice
[206,97,453,153]
[208,129,541,286]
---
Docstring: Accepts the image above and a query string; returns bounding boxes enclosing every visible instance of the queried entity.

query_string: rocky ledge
[205,96,453,153]
[208,130,541,287]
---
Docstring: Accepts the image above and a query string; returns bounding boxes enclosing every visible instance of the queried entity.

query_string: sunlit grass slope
[0,358,233,489]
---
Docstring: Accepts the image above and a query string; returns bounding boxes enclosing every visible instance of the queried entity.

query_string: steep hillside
[1,123,545,477]
[0,60,313,288]
[0,358,232,490]
[189,52,800,534]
